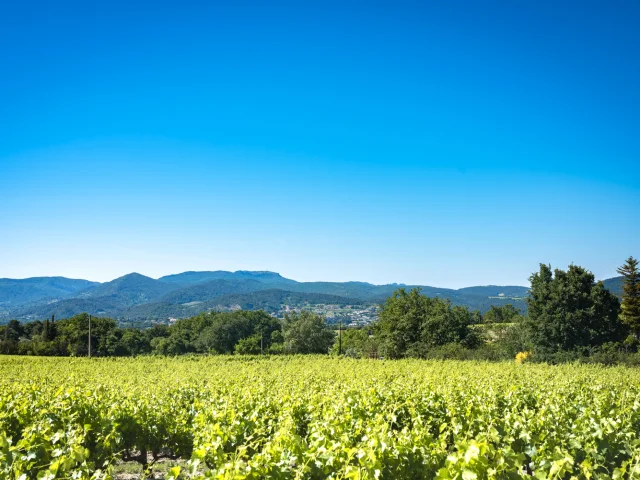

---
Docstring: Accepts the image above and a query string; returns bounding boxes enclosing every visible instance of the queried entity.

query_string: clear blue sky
[1,1,638,287]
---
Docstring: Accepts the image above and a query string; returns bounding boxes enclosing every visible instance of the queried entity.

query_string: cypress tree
[42,319,50,342]
[617,256,640,337]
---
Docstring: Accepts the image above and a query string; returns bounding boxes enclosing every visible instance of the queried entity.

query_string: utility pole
[338,318,342,355]
[88,314,92,359]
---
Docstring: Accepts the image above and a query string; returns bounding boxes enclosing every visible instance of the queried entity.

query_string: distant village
[166,303,379,327]
[286,304,379,327]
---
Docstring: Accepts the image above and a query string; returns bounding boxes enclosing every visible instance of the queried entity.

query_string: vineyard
[2,356,640,479]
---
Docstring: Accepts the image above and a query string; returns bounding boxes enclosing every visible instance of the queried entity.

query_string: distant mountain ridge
[121,289,364,321]
[602,276,623,297]
[83,273,176,306]
[158,279,270,304]
[159,270,296,286]
[0,277,99,306]
[0,270,624,323]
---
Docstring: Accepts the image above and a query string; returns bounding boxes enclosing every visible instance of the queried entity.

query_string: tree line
[2,257,639,364]
[364,257,640,363]
[0,309,335,357]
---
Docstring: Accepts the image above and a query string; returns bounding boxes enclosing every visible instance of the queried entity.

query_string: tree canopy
[282,310,335,354]
[525,264,625,353]
[374,288,480,359]
[483,304,522,324]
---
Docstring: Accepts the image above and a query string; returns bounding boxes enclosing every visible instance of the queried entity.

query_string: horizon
[0,266,623,290]
[1,1,638,289]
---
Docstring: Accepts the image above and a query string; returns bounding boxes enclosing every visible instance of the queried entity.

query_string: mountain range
[0,270,624,323]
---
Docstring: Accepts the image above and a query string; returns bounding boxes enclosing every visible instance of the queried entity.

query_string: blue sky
[1,0,638,287]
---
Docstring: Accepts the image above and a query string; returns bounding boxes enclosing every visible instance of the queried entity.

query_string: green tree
[54,314,118,356]
[483,305,521,324]
[374,288,480,359]
[112,328,151,356]
[194,311,281,354]
[151,335,191,355]
[526,264,625,354]
[282,310,335,354]
[195,313,252,353]
[42,318,51,342]
[491,318,531,358]
[22,320,43,339]
[234,334,263,354]
[0,324,19,354]
[3,319,24,342]
[331,328,377,357]
[617,256,640,337]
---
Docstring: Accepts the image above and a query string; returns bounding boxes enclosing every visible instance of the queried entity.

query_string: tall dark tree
[1,321,22,354]
[3,320,24,342]
[617,256,640,337]
[42,318,51,342]
[526,264,625,353]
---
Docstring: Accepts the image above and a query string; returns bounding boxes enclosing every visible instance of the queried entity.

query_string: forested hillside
[0,277,98,306]
[0,269,623,323]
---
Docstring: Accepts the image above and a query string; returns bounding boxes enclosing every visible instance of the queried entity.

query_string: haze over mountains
[0,270,623,323]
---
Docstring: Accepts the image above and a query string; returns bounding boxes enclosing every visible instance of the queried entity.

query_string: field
[2,356,640,479]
